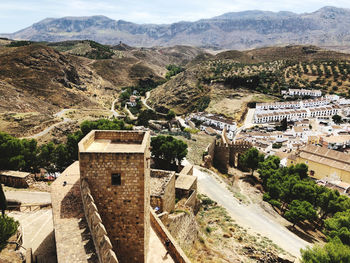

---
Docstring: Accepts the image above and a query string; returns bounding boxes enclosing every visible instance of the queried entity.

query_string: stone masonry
[150,169,175,213]
[203,129,252,173]
[78,130,151,263]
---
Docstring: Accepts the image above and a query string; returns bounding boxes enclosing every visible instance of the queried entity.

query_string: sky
[1,0,350,33]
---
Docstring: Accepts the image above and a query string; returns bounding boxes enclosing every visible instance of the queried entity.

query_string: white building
[254,106,339,124]
[256,97,330,112]
[191,113,237,132]
[281,89,322,97]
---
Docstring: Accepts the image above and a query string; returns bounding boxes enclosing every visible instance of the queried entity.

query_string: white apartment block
[256,97,330,111]
[254,106,339,124]
[281,89,322,97]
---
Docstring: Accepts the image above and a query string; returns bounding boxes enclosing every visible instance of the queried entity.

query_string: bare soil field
[206,86,276,122]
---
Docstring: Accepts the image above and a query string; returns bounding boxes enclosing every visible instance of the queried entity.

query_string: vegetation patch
[187,194,290,263]
[0,216,19,250]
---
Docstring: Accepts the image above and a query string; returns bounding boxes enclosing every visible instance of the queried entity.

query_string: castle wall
[79,131,151,263]
[150,210,191,263]
[163,174,175,213]
[213,142,230,173]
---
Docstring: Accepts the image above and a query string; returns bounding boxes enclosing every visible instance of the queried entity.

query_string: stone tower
[78,130,151,263]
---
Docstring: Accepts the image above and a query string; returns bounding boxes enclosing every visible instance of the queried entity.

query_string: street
[194,166,309,258]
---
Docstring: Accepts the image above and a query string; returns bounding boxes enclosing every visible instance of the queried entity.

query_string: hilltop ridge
[3,6,350,51]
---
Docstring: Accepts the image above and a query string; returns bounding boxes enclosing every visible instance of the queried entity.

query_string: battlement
[80,178,119,263]
[79,130,149,153]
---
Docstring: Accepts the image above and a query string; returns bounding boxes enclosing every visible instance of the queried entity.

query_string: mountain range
[2,6,350,50]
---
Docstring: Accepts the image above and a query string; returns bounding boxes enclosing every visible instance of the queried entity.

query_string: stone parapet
[81,178,119,263]
[179,164,193,176]
[184,189,197,212]
[150,209,191,263]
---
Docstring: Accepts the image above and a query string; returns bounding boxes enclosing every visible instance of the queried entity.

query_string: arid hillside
[0,41,206,136]
[149,45,350,118]
[150,46,350,121]
[0,44,101,114]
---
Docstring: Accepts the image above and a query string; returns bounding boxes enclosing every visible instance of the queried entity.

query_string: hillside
[3,7,350,51]
[149,45,350,118]
[0,44,101,114]
[0,41,206,137]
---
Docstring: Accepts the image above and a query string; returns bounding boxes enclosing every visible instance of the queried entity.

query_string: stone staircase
[8,209,56,263]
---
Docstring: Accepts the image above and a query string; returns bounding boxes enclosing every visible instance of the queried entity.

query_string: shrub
[0,216,19,250]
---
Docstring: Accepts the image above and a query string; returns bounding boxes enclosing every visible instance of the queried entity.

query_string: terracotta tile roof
[299,145,350,172]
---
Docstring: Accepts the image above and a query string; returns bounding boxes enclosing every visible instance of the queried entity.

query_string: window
[111,173,121,185]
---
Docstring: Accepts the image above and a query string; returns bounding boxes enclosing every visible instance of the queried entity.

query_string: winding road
[110,98,126,118]
[141,91,153,111]
[23,109,73,139]
[193,165,309,258]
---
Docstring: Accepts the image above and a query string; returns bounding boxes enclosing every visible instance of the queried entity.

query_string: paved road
[233,108,255,142]
[5,191,51,204]
[194,166,309,258]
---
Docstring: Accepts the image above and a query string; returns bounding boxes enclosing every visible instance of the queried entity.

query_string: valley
[1,35,350,263]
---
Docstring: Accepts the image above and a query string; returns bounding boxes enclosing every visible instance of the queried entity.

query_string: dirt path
[142,91,153,110]
[233,108,255,142]
[110,98,126,118]
[194,165,309,258]
[124,104,137,120]
[22,109,73,139]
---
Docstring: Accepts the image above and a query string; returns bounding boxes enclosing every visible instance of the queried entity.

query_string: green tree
[137,109,157,126]
[301,237,350,263]
[324,210,350,246]
[0,184,6,217]
[166,110,176,120]
[38,142,56,173]
[281,118,288,131]
[165,64,184,79]
[332,115,342,124]
[53,144,70,172]
[292,163,309,179]
[239,147,264,176]
[258,155,280,187]
[285,200,317,227]
[151,135,188,170]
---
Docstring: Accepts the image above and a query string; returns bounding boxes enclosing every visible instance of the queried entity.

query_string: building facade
[281,89,322,97]
[287,145,350,183]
